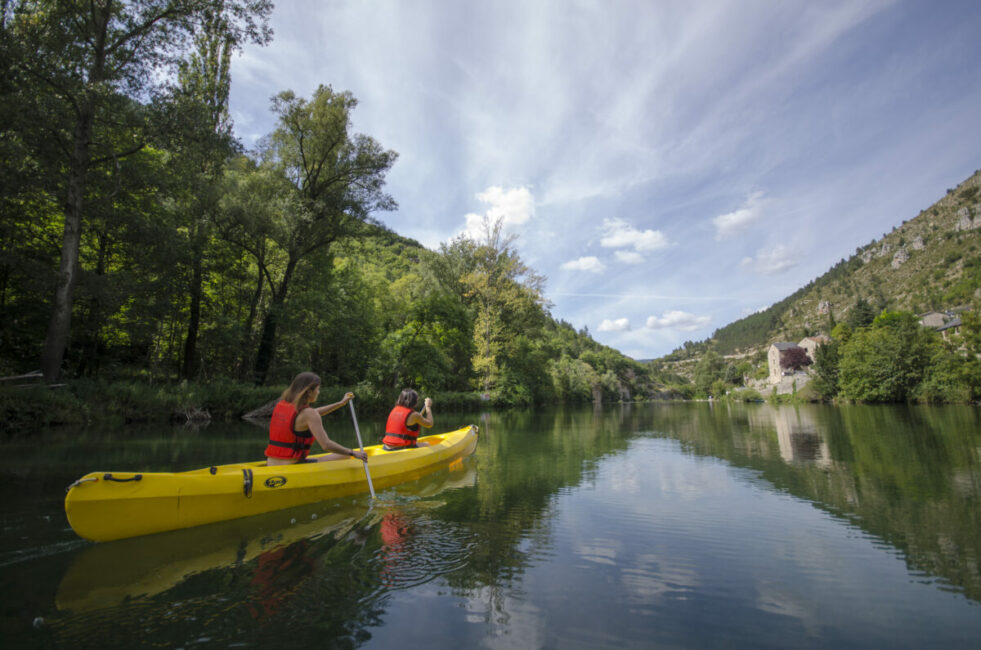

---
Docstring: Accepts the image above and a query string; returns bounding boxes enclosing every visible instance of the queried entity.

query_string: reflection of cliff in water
[644,402,981,603]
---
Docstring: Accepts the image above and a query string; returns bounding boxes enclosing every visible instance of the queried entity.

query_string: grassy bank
[0,379,499,434]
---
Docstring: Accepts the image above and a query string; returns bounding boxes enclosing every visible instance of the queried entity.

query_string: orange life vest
[265,400,313,460]
[382,405,420,449]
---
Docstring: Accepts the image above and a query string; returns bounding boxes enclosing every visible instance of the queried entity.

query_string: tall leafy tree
[6,0,271,381]
[247,85,398,384]
[810,340,840,399]
[450,218,548,394]
[168,1,242,379]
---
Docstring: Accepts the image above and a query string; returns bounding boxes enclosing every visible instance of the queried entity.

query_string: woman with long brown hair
[265,372,368,465]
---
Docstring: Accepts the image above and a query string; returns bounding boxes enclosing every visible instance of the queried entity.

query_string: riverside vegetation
[657,170,981,405]
[0,2,683,432]
[1,3,978,435]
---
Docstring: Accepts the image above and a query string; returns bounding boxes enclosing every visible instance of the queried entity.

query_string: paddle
[348,400,376,499]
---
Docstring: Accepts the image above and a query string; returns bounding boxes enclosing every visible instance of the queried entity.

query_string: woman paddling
[265,372,368,465]
[381,388,434,450]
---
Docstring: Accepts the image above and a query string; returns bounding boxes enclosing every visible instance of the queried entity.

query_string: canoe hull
[65,425,478,542]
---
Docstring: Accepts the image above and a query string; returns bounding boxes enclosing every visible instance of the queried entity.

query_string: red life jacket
[265,400,313,460]
[382,405,420,449]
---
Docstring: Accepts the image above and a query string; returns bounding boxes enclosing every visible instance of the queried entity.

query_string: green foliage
[846,298,877,328]
[549,355,600,403]
[692,350,725,398]
[730,387,764,402]
[838,311,939,402]
[809,340,840,399]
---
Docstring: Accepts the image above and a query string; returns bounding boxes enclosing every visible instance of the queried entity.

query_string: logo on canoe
[265,476,287,488]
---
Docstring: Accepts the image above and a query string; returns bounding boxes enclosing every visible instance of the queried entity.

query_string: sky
[228,0,981,360]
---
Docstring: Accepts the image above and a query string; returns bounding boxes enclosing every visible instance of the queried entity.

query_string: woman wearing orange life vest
[265,372,368,466]
[381,388,434,451]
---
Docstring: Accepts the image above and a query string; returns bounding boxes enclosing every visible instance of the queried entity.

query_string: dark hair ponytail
[396,388,419,409]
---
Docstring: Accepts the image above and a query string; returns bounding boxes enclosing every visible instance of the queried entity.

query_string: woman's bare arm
[314,392,354,417]
[409,397,434,428]
[298,407,366,460]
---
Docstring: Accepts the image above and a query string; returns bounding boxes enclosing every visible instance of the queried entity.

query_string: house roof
[770,342,800,350]
[937,317,963,331]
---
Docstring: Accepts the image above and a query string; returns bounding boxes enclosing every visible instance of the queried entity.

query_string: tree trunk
[252,258,296,385]
[41,100,95,382]
[182,231,203,379]
[40,7,110,382]
[238,262,264,378]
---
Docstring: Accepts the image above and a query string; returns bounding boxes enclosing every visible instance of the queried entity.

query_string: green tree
[845,298,876,329]
[449,218,548,395]
[169,1,242,379]
[810,340,840,399]
[693,349,725,397]
[838,311,939,402]
[6,0,271,381]
[249,86,398,384]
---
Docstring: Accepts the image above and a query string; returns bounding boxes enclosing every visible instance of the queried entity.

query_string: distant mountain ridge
[661,168,981,363]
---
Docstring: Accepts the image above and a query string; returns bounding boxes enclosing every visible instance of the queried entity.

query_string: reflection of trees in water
[436,406,634,598]
[648,402,981,602]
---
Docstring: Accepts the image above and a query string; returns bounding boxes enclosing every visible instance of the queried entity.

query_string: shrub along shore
[0,379,512,434]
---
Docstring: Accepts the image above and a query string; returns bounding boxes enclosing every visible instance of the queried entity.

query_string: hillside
[661,169,981,369]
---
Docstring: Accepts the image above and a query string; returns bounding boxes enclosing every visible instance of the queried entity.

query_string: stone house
[767,342,802,384]
[918,311,948,328]
[798,335,831,362]
[919,307,971,336]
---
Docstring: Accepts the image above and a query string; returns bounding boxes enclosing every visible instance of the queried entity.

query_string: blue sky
[228,0,981,360]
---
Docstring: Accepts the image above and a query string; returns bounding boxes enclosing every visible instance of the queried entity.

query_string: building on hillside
[937,316,963,342]
[798,335,831,362]
[768,342,802,384]
[918,311,948,328]
[918,307,971,339]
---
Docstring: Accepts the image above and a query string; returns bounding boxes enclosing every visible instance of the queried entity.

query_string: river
[1,402,979,648]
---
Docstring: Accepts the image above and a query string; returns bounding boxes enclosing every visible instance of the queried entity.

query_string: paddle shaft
[348,400,376,498]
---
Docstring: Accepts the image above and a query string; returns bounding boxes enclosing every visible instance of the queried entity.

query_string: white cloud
[740,244,798,275]
[477,186,535,225]
[462,186,535,239]
[646,311,711,331]
[598,318,631,332]
[561,256,606,273]
[615,250,644,264]
[601,218,669,252]
[713,191,766,241]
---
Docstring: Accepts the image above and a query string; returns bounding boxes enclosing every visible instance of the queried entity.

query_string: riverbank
[0,379,495,434]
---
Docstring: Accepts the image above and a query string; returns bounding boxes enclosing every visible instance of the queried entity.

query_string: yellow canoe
[57,458,477,612]
[64,424,478,542]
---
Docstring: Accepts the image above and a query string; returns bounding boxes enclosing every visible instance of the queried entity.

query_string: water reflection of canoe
[64,425,478,542]
[56,456,477,613]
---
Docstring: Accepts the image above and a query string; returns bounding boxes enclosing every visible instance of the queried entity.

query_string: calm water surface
[1,403,980,648]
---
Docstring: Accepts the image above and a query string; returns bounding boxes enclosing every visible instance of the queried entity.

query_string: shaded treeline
[0,1,674,409]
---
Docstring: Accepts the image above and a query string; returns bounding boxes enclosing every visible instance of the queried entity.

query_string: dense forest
[0,1,675,427]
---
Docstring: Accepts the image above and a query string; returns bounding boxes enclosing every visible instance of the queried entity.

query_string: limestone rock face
[817,300,831,315]
[891,248,910,269]
[956,205,981,231]
[861,250,874,263]
[911,236,925,250]
[876,242,891,257]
